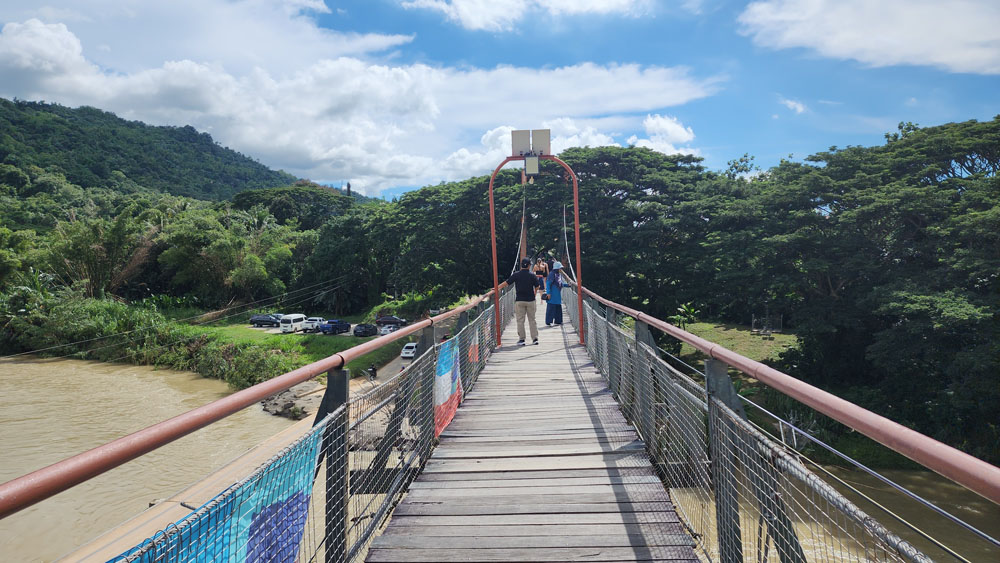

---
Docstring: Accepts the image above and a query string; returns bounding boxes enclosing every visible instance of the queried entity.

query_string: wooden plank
[408,475,664,489]
[441,424,636,433]
[403,484,668,498]
[446,410,626,419]
[438,435,640,445]
[421,454,651,473]
[391,502,676,516]
[381,523,688,536]
[366,546,699,562]
[403,491,672,506]
[380,513,682,526]
[370,534,695,549]
[413,468,658,481]
[428,444,646,458]
[440,427,637,437]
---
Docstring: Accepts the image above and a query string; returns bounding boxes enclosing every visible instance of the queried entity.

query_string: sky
[0,1,997,197]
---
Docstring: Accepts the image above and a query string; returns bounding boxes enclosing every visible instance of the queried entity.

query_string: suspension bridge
[1,132,999,562]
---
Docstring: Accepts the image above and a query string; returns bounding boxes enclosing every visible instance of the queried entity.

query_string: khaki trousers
[514,300,538,341]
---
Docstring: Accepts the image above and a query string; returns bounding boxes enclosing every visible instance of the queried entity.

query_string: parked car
[249,314,282,327]
[400,342,418,359]
[320,319,351,334]
[378,324,400,336]
[280,313,307,333]
[302,317,325,332]
[375,315,407,326]
[353,323,378,337]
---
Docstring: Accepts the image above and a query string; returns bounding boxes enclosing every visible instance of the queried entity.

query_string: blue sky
[0,1,997,196]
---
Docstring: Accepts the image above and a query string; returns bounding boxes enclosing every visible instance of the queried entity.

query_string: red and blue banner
[434,339,463,436]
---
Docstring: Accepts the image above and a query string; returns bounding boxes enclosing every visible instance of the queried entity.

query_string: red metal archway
[488,155,584,346]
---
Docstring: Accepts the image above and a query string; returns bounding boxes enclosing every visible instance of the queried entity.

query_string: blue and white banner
[434,339,463,436]
[113,426,322,563]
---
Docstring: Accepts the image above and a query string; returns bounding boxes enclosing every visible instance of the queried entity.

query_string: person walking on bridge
[545,261,564,326]
[507,257,540,345]
[533,258,548,290]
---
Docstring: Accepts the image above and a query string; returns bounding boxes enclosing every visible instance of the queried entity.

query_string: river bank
[0,356,295,562]
[0,295,411,415]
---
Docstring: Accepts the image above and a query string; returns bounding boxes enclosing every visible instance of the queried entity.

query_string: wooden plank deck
[367,302,699,562]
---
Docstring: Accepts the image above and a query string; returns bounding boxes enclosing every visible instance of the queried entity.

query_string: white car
[400,343,418,359]
[302,317,325,332]
[379,324,399,336]
[279,314,306,333]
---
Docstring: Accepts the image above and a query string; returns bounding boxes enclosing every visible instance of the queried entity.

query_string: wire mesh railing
[564,286,943,562]
[104,286,514,563]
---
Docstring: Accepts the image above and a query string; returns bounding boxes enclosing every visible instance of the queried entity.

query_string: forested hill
[0,98,296,200]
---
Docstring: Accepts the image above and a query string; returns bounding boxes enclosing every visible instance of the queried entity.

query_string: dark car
[250,314,282,327]
[353,323,378,337]
[375,315,407,326]
[320,319,351,334]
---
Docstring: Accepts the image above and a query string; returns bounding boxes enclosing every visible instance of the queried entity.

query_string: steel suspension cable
[510,189,527,275]
[561,204,578,283]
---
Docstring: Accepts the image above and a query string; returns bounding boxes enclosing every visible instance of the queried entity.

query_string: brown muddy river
[0,357,294,562]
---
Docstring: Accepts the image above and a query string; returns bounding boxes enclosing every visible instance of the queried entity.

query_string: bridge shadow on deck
[365,303,699,562]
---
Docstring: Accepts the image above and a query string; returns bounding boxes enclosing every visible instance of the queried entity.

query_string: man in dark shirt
[506,257,540,345]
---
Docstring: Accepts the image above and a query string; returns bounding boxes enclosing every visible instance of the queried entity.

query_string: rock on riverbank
[260,381,325,420]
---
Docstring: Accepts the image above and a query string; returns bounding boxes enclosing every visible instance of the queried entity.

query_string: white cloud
[401,0,652,31]
[738,0,1000,75]
[625,114,700,156]
[0,1,413,76]
[779,96,806,114]
[0,2,722,195]
[680,0,705,14]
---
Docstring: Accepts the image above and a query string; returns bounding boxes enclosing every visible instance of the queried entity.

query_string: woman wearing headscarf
[545,261,564,326]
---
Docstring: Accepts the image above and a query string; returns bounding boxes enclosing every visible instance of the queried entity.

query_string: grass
[198,321,414,380]
[678,321,798,366]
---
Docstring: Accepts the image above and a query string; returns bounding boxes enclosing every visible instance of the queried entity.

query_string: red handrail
[0,290,500,520]
[580,286,1000,506]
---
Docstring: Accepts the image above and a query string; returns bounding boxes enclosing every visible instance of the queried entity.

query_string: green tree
[44,207,156,298]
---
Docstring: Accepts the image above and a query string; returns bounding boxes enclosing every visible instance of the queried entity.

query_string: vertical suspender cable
[511,184,528,275]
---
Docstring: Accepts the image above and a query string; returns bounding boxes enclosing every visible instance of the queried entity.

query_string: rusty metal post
[635,320,657,443]
[455,310,469,334]
[315,368,349,563]
[415,325,434,358]
[705,359,743,563]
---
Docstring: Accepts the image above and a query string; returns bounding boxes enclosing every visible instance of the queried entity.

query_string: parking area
[245,326,356,336]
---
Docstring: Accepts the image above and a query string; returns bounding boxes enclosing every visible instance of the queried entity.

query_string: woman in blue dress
[545,261,564,326]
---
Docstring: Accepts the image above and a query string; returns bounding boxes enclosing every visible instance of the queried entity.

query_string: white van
[280,313,307,333]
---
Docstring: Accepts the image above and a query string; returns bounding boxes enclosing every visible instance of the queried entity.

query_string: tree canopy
[0,107,997,464]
